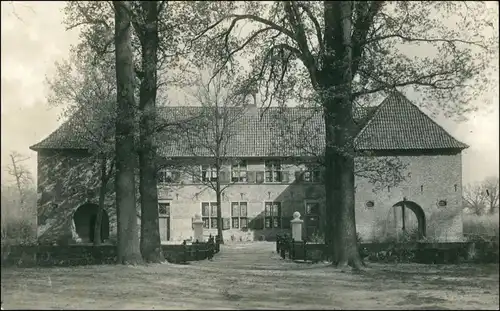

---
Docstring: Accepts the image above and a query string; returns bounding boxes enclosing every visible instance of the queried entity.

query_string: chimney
[244,92,259,117]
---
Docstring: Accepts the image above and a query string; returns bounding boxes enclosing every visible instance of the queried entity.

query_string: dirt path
[1,242,498,310]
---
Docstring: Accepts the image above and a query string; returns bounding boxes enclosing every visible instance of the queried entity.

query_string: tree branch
[210,26,275,83]
[297,2,324,54]
[283,1,317,82]
[66,2,111,31]
[364,34,489,50]
[351,1,384,77]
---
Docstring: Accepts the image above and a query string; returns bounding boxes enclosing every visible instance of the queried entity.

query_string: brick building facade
[30,93,468,244]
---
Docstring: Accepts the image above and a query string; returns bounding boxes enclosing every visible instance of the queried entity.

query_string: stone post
[192,214,204,243]
[290,211,304,242]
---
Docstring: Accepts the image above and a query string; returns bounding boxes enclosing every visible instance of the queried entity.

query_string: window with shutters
[265,160,282,182]
[201,202,219,228]
[158,168,181,184]
[201,165,218,182]
[231,202,248,229]
[231,160,248,183]
[264,201,282,228]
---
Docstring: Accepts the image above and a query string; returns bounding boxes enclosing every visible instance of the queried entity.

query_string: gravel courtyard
[1,242,498,310]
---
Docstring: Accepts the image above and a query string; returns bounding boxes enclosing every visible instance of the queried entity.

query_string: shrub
[1,217,37,264]
[1,218,36,245]
[400,228,420,243]
[463,213,499,240]
[309,231,325,243]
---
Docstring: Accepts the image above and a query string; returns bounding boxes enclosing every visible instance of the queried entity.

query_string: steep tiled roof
[30,94,468,156]
[355,92,469,150]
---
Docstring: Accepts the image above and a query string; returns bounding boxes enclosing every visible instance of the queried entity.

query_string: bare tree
[484,177,500,214]
[165,66,251,243]
[192,1,498,270]
[6,151,33,206]
[463,176,499,215]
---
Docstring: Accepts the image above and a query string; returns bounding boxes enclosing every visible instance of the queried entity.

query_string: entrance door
[305,201,320,240]
[158,202,171,242]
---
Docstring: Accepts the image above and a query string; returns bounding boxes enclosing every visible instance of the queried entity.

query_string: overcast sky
[1,1,498,186]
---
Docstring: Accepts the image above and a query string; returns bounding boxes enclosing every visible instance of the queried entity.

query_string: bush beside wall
[1,242,217,268]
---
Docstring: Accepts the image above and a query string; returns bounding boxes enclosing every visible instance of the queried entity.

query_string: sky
[1,1,499,186]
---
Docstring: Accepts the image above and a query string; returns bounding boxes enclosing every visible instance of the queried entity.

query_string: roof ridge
[402,96,469,149]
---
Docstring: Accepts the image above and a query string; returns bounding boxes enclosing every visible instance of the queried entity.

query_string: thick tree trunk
[321,1,363,271]
[138,0,163,263]
[323,113,338,261]
[114,0,142,265]
[323,99,363,271]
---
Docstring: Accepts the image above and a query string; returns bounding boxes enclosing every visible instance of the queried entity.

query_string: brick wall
[36,151,463,244]
[36,150,118,244]
[354,153,463,242]
[157,158,324,242]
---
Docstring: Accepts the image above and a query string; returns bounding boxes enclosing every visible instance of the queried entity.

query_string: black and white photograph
[1,1,498,309]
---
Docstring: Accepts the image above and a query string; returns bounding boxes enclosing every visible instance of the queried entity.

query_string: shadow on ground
[1,242,498,310]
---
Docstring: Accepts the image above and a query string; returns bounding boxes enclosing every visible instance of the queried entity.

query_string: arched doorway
[73,203,110,243]
[392,200,426,240]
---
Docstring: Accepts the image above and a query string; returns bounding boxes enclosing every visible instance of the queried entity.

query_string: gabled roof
[30,94,469,157]
[355,92,469,150]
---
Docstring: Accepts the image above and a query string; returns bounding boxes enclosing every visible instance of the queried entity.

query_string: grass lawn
[1,242,498,310]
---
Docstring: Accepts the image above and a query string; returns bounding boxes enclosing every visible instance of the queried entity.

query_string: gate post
[291,211,303,242]
[192,214,204,243]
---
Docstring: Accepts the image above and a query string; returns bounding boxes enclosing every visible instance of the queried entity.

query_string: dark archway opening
[73,203,110,243]
[392,200,426,240]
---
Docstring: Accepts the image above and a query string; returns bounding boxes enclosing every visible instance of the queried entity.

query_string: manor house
[30,92,468,244]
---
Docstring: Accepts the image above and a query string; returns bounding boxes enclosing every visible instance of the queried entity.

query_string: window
[201,165,218,182]
[158,169,181,183]
[303,167,321,183]
[231,202,248,229]
[264,201,282,228]
[265,160,282,182]
[201,202,219,228]
[158,202,171,241]
[158,202,171,216]
[305,202,320,215]
[364,201,375,208]
[231,160,248,183]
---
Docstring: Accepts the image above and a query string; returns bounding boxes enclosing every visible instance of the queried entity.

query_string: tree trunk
[138,0,163,263]
[323,112,337,261]
[93,156,107,246]
[114,0,142,265]
[321,1,363,271]
[9,154,24,206]
[216,180,224,244]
